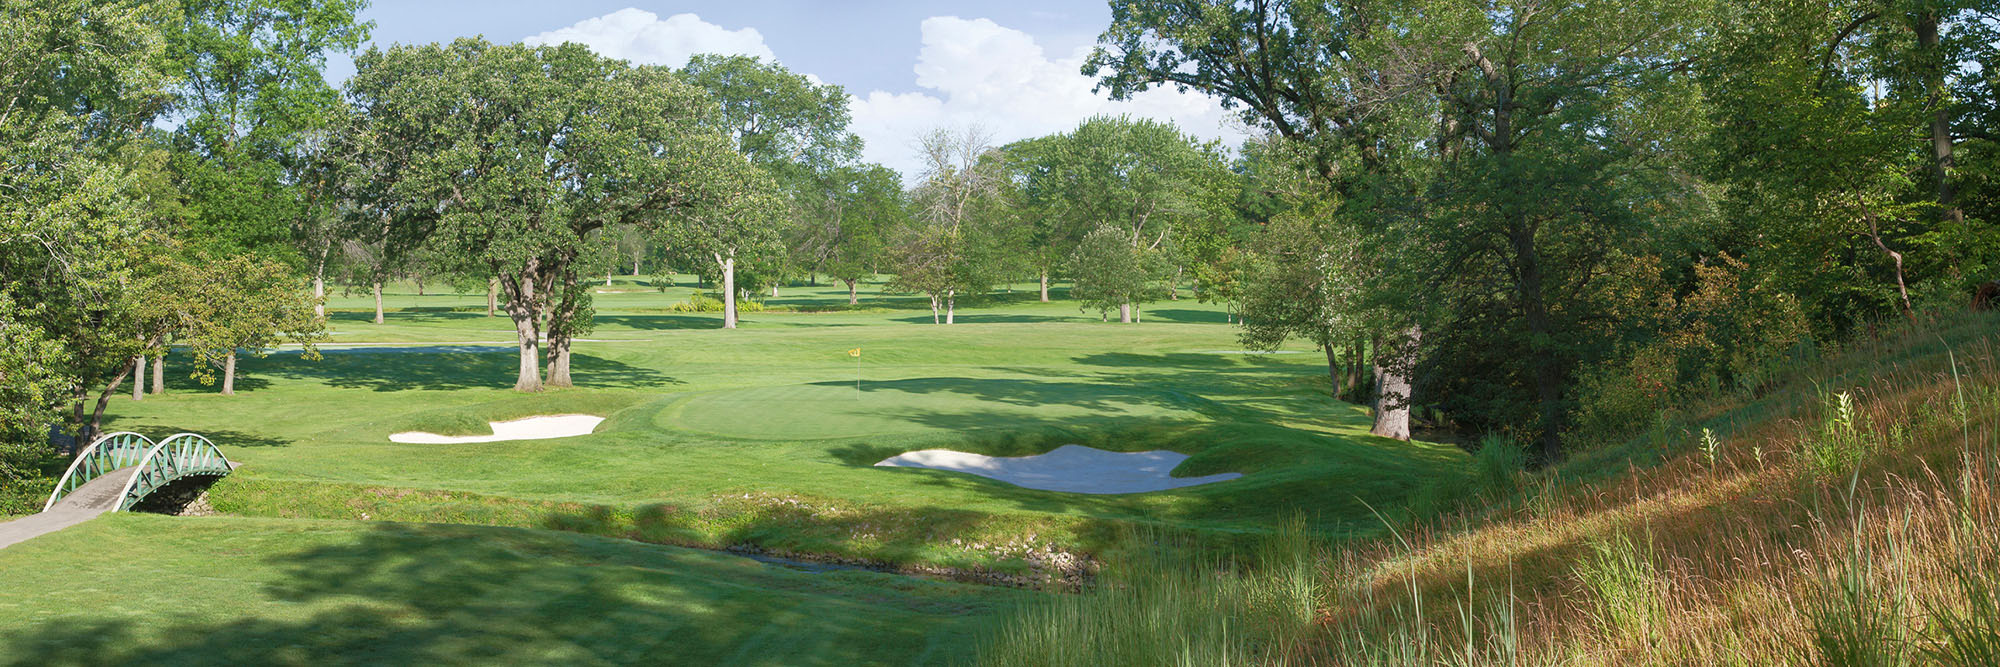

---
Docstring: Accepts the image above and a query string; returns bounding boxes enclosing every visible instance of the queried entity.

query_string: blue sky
[328,2,1245,177]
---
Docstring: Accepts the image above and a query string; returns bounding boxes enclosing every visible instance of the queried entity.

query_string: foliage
[667,294,764,313]
[678,53,861,175]
[0,0,180,443]
[1234,199,1369,354]
[796,164,906,287]
[1571,254,1815,443]
[160,252,326,387]
[889,127,1010,319]
[1065,225,1161,320]
[349,37,777,385]
[1007,115,1237,292]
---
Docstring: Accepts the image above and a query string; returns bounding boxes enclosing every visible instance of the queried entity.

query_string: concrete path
[0,466,138,550]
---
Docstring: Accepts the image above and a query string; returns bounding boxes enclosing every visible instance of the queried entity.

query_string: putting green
[661,379,1217,440]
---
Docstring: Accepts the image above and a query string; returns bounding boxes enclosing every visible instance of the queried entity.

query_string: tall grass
[972,312,2000,664]
[972,522,1323,666]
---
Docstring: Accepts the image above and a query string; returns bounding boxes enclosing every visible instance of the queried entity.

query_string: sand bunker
[874,445,1241,494]
[390,415,604,444]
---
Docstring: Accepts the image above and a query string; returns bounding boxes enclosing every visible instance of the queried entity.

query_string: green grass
[0,276,1467,663]
[103,276,1465,567]
[0,514,1011,665]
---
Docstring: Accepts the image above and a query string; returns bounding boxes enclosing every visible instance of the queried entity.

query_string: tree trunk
[1916,12,1964,225]
[1322,344,1342,398]
[605,272,613,287]
[372,281,384,325]
[1120,302,1132,324]
[504,262,544,392]
[222,351,237,396]
[846,279,858,305]
[1508,224,1565,462]
[771,284,779,298]
[131,356,145,401]
[81,361,138,452]
[546,265,580,388]
[1370,327,1419,441]
[487,278,499,317]
[720,254,738,329]
[1862,207,1919,324]
[414,274,425,296]
[151,353,164,395]
[1170,266,1182,300]
[1347,339,1366,403]
[929,295,940,324]
[312,274,326,320]
[946,292,955,325]
[1039,271,1050,302]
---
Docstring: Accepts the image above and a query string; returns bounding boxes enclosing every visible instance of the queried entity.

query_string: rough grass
[975,311,2000,664]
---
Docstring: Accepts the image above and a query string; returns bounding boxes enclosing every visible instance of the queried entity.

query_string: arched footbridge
[0,432,235,550]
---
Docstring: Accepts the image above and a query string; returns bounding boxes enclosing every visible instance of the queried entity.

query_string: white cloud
[525,11,1246,179]
[853,17,1244,178]
[523,9,774,66]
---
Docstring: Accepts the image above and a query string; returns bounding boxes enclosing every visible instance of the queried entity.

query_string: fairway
[0,277,1471,661]
[0,514,1008,665]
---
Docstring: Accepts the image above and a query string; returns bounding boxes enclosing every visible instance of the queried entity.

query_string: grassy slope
[92,277,1463,571]
[974,311,2000,664]
[0,514,1010,665]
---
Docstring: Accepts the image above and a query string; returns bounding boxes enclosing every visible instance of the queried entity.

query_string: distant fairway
[1,276,1469,663]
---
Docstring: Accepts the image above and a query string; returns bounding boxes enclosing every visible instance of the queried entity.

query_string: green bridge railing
[44,431,234,512]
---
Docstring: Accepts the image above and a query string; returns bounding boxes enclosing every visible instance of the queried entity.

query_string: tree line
[5,0,1997,476]
[1089,0,2000,462]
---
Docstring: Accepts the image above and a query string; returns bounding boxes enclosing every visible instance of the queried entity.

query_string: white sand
[874,444,1242,494]
[390,415,604,444]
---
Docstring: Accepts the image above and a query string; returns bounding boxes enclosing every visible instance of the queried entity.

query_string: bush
[0,439,58,516]
[666,294,765,313]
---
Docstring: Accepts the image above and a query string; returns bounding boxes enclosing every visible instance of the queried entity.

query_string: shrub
[666,294,765,313]
[0,439,57,516]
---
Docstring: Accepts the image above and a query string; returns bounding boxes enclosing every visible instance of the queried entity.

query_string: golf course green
[0,277,1467,664]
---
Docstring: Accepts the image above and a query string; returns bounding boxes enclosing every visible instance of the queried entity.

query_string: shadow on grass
[0,521,998,665]
[889,314,1076,325]
[801,376,1237,422]
[589,314,725,331]
[249,348,676,391]
[1135,308,1229,324]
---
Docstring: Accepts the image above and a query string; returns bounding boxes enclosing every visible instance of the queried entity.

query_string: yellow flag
[847,348,862,358]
